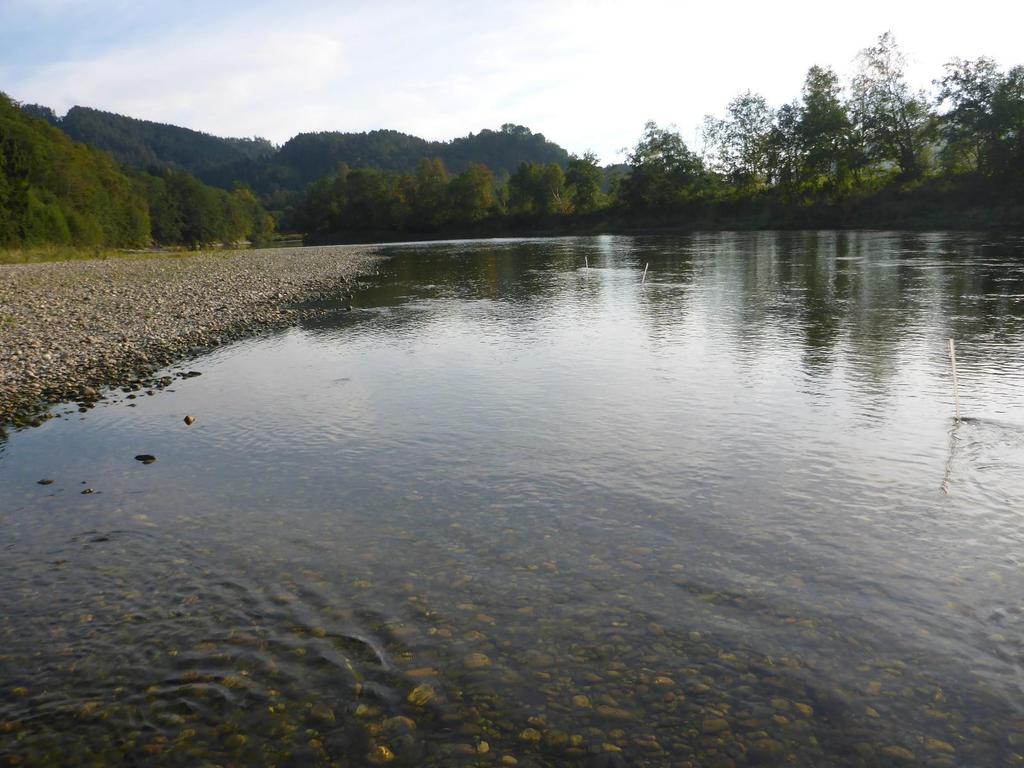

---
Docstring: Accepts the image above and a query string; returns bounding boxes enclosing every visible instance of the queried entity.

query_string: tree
[764,102,802,190]
[508,162,567,215]
[618,121,704,210]
[409,157,449,230]
[990,65,1024,182]
[850,32,933,180]
[565,152,603,212]
[448,163,496,223]
[796,65,857,190]
[935,57,1001,172]
[703,92,775,187]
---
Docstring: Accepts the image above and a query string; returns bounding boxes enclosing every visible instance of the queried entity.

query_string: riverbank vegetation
[0,94,274,250]
[4,33,1022,253]
[295,34,1024,241]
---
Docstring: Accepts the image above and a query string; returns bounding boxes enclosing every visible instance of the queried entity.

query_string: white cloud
[6,0,1024,161]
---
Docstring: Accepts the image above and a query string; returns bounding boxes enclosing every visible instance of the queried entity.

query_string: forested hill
[1,94,273,249]
[19,103,572,213]
[204,123,571,207]
[20,104,275,177]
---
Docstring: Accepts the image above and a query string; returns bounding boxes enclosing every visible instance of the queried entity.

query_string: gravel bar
[0,245,382,430]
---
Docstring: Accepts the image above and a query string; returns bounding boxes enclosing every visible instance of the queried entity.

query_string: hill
[20,104,573,215]
[207,123,571,212]
[20,104,274,178]
[1,94,273,249]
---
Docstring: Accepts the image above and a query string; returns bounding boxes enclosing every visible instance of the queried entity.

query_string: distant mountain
[19,104,275,178]
[20,103,573,215]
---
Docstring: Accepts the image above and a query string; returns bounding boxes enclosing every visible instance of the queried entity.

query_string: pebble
[880,745,916,762]
[596,705,635,721]
[702,718,730,733]
[925,738,956,754]
[407,684,435,707]
[465,652,491,669]
[1,247,380,427]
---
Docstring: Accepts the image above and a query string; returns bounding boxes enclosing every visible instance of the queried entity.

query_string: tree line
[296,33,1024,240]
[1,94,274,249]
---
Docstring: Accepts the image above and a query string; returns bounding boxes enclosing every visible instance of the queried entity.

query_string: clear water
[2,232,1024,767]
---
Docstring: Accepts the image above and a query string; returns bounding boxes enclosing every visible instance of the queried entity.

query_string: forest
[3,33,1023,249]
[0,94,274,249]
[18,105,570,222]
[294,34,1024,240]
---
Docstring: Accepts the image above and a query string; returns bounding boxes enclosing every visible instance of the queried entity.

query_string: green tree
[990,65,1024,183]
[409,158,450,230]
[935,57,1001,173]
[703,92,775,188]
[565,152,603,212]
[448,163,496,223]
[850,32,933,180]
[508,162,567,215]
[797,65,857,190]
[764,102,802,190]
[618,122,704,210]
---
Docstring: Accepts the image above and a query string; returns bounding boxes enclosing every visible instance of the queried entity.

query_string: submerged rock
[407,684,436,707]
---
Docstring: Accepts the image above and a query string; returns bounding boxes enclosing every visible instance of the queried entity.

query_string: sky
[1,0,1022,163]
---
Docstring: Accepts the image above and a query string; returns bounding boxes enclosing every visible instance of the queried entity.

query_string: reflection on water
[2,232,1024,766]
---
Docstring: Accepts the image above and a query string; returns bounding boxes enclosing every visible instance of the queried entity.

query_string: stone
[747,739,785,762]
[519,727,542,743]
[465,652,491,669]
[369,745,395,763]
[924,738,956,754]
[407,684,435,707]
[596,705,635,721]
[879,745,915,762]
[310,704,335,724]
[702,718,730,733]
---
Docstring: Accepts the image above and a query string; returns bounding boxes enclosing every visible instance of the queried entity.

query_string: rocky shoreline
[0,245,382,432]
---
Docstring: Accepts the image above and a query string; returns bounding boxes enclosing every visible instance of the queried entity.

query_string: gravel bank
[0,245,382,429]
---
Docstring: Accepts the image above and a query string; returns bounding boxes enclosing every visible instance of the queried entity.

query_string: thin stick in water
[642,262,649,284]
[948,338,961,422]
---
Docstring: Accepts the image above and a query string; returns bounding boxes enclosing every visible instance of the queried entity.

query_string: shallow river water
[2,232,1024,767]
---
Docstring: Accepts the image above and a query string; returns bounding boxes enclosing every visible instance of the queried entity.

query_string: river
[2,232,1023,766]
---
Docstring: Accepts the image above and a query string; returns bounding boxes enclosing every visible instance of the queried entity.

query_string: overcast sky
[2,0,1021,162]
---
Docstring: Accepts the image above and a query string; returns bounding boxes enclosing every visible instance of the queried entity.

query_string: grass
[0,245,211,265]
[0,237,297,265]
